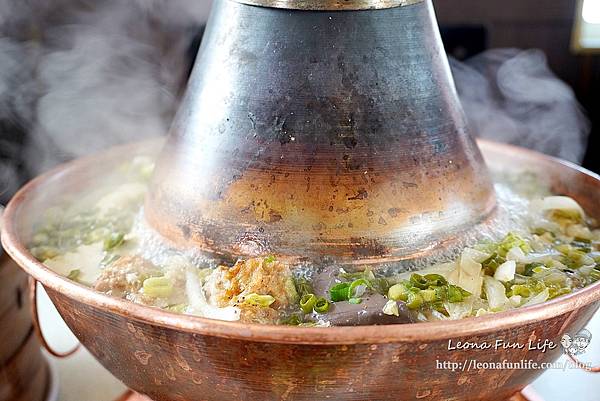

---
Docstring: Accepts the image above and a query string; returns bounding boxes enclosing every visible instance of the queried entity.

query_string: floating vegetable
[300,294,317,314]
[244,293,276,307]
[143,276,174,298]
[314,297,330,313]
[103,232,125,251]
[67,269,81,281]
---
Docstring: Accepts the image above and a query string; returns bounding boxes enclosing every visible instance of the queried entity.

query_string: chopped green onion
[497,232,531,257]
[510,284,532,297]
[423,274,448,287]
[524,262,544,276]
[339,268,374,281]
[280,314,303,325]
[263,255,276,264]
[167,304,187,313]
[300,293,317,314]
[388,283,410,302]
[338,269,389,295]
[328,278,371,303]
[447,284,471,303]
[294,278,313,298]
[481,253,505,274]
[100,253,121,266]
[420,289,437,303]
[103,232,125,251]
[31,246,60,261]
[562,249,595,269]
[143,276,173,298]
[67,269,81,281]
[548,287,572,299]
[349,278,369,298]
[572,239,592,253]
[435,285,448,301]
[409,273,430,289]
[329,282,351,302]
[244,293,276,307]
[369,277,390,295]
[348,298,362,304]
[406,291,424,309]
[314,297,330,313]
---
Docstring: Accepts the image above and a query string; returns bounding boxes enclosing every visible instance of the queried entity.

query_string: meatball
[204,257,297,310]
[94,256,160,301]
[238,304,280,325]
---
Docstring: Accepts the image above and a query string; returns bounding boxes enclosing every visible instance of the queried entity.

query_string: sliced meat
[324,294,415,326]
[311,268,416,326]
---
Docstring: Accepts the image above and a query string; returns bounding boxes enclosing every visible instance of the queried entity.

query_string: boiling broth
[28,157,600,326]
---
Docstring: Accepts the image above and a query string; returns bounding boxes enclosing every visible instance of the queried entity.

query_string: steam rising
[0,38,33,199]
[0,0,211,202]
[451,49,590,163]
[0,4,591,204]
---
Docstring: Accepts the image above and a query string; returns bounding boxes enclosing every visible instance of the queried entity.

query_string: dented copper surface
[145,0,497,264]
[2,140,600,401]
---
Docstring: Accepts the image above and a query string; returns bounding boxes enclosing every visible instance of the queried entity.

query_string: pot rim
[2,139,600,345]
[229,0,424,11]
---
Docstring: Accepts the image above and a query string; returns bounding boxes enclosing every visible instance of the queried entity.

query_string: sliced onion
[483,276,510,311]
[460,249,483,277]
[533,196,585,217]
[461,248,490,264]
[506,246,527,262]
[444,298,474,320]
[494,260,516,282]
[523,288,549,307]
[509,295,522,307]
[458,274,483,298]
[382,300,399,316]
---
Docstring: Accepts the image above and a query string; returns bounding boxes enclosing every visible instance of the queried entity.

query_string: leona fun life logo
[560,329,592,356]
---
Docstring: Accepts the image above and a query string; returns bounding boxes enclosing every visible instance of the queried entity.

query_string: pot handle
[29,277,81,358]
[567,353,600,372]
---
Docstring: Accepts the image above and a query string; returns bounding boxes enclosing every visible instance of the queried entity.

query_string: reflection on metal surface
[230,0,424,11]
[146,0,496,263]
[2,140,600,401]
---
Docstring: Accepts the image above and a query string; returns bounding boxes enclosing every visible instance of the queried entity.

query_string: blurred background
[0,0,599,206]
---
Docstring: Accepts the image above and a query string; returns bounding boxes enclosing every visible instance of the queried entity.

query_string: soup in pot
[28,157,600,326]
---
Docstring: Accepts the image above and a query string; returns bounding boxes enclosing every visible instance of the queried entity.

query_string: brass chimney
[145,0,496,265]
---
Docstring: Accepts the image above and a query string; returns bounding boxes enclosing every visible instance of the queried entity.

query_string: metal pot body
[47,285,598,401]
[146,0,496,263]
[3,140,600,401]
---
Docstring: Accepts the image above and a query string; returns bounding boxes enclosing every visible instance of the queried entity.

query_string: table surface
[38,287,600,401]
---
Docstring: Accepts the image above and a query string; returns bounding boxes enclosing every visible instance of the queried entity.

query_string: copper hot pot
[2,139,600,401]
[2,0,600,399]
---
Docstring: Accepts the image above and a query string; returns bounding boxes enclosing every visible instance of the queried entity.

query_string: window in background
[573,0,600,52]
